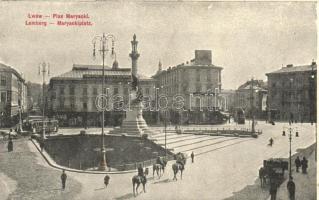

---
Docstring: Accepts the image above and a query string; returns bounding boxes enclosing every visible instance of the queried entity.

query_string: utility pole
[250,78,255,133]
[39,62,50,139]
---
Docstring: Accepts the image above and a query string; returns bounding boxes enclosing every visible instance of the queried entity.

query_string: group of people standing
[294,156,308,174]
[269,155,309,200]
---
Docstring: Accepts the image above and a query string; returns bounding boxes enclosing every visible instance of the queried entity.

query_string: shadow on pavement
[94,187,106,191]
[114,193,135,200]
[152,178,173,184]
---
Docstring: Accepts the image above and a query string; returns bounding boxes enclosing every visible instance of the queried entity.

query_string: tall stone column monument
[110,34,152,136]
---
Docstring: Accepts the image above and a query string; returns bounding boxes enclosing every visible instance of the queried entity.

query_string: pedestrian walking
[191,152,194,163]
[269,138,274,146]
[294,156,301,172]
[7,137,13,152]
[61,170,67,190]
[40,140,44,152]
[287,176,295,200]
[104,175,110,188]
[301,156,308,174]
[269,178,278,200]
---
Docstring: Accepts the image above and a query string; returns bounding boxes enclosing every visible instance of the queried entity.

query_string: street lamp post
[310,63,316,161]
[92,33,115,171]
[39,62,50,139]
[282,126,299,179]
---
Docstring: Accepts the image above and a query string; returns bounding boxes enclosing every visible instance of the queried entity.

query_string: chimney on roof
[286,64,293,68]
[311,59,316,66]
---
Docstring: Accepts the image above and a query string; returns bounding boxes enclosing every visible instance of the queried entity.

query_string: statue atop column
[109,34,152,136]
[129,34,143,105]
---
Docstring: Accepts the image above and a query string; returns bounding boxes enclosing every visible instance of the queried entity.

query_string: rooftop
[51,64,153,81]
[237,80,267,90]
[266,62,317,75]
[0,63,25,81]
[153,50,223,77]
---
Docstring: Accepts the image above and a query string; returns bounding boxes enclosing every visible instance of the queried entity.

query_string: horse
[153,164,163,178]
[132,175,147,197]
[259,167,267,187]
[172,162,185,181]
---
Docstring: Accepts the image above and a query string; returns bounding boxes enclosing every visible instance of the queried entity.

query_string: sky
[0,1,317,89]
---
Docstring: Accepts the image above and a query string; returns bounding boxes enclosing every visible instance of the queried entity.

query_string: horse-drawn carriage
[259,158,288,187]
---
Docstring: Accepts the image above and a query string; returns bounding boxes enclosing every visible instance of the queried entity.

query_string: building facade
[0,63,28,127]
[234,79,268,119]
[48,62,156,127]
[219,89,236,112]
[152,50,224,124]
[266,61,317,122]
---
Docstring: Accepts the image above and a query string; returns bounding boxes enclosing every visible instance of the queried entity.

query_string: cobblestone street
[0,139,81,200]
[0,122,316,200]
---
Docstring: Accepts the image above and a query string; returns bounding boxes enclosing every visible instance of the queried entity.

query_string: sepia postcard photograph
[0,1,317,200]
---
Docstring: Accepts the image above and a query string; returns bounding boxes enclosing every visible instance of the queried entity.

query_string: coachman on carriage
[259,158,288,187]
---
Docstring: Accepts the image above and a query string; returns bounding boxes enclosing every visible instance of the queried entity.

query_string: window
[0,92,6,103]
[207,69,211,82]
[59,98,64,109]
[93,88,98,95]
[69,86,75,95]
[60,87,65,95]
[183,83,188,93]
[113,87,118,95]
[124,88,129,96]
[83,102,87,110]
[51,91,56,100]
[196,69,200,82]
[83,88,88,96]
[145,88,150,95]
[70,97,76,110]
[196,98,201,107]
[196,84,201,92]
[0,76,6,86]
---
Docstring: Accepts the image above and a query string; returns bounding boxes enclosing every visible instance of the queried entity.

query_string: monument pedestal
[109,102,152,136]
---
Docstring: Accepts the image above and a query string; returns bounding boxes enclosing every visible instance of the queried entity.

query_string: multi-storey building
[0,63,28,127]
[266,61,317,122]
[219,89,236,112]
[152,50,224,124]
[234,79,267,119]
[48,62,156,127]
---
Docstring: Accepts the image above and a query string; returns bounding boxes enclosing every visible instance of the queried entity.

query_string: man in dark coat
[269,178,278,200]
[191,152,194,163]
[104,175,110,188]
[269,138,274,146]
[137,164,144,177]
[40,140,45,152]
[7,138,13,152]
[301,157,308,174]
[61,170,67,190]
[295,156,301,172]
[287,176,295,200]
